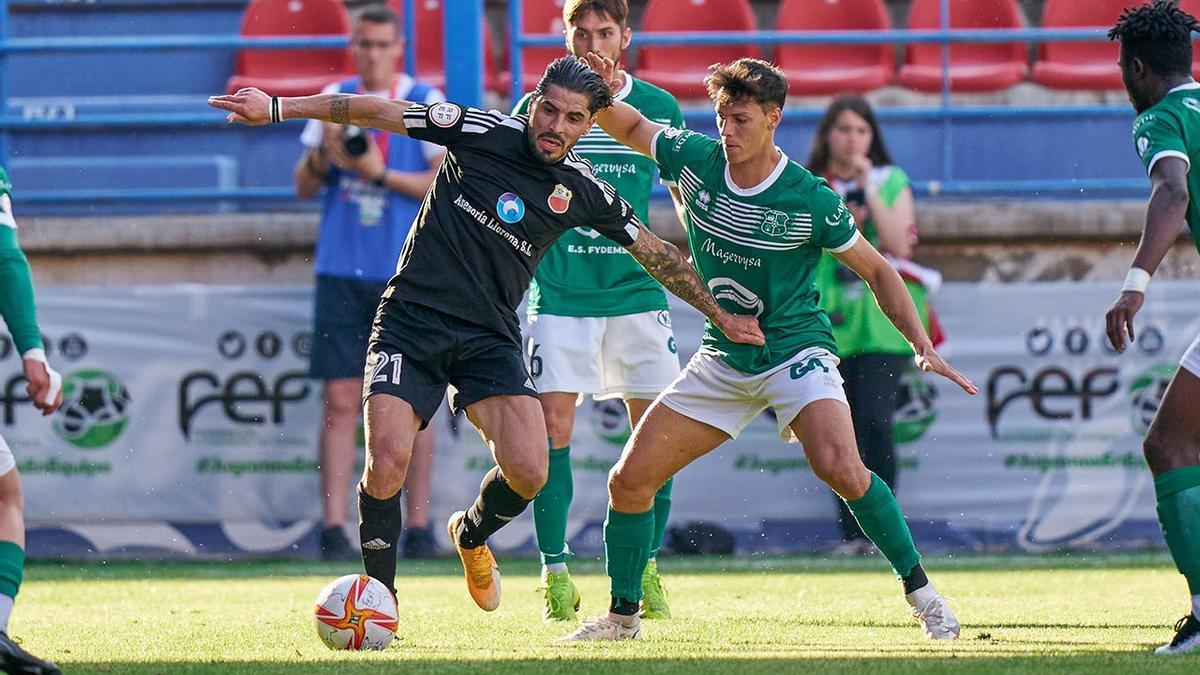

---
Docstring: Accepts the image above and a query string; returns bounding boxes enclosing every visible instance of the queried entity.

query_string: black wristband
[269,96,282,124]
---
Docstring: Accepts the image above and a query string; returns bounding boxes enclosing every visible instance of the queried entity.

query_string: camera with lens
[342,125,369,157]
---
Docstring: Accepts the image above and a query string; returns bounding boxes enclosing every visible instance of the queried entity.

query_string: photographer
[293,6,445,561]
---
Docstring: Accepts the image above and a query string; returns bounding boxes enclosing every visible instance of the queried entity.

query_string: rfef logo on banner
[53,369,132,449]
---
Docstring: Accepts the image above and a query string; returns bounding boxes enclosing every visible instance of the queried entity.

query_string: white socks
[906,582,939,608]
[544,562,568,575]
[1192,594,1200,618]
[0,594,13,633]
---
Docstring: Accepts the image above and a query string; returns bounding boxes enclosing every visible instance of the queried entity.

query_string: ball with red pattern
[314,574,399,650]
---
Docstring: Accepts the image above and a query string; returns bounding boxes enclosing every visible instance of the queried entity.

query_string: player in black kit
[209,57,763,612]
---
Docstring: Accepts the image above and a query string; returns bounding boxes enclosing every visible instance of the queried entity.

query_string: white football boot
[907,585,960,640]
[1155,614,1200,655]
[557,614,643,642]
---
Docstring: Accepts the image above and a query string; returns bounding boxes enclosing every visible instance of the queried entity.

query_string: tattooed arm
[209,88,413,135]
[833,235,977,394]
[626,227,764,346]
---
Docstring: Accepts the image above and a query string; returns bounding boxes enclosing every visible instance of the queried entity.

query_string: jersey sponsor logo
[428,102,461,128]
[707,277,764,317]
[496,192,526,223]
[589,161,639,179]
[760,210,790,237]
[548,184,573,214]
[701,237,763,270]
[827,202,854,229]
[1137,136,1150,158]
[696,189,712,211]
[454,193,535,256]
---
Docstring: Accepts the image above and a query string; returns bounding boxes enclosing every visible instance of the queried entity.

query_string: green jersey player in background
[561,54,978,642]
[511,0,684,623]
[1107,1,1200,656]
[0,165,64,674]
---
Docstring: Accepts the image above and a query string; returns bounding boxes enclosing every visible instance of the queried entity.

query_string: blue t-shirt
[301,75,444,281]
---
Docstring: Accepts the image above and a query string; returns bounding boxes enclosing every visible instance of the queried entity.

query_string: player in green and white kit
[1106,1,1200,655]
[512,0,683,623]
[0,166,64,674]
[561,56,978,642]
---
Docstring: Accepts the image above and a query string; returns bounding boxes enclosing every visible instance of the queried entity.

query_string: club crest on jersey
[548,184,573,214]
[760,209,789,237]
[697,189,712,211]
[497,192,525,223]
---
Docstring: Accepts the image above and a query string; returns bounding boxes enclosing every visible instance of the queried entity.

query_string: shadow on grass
[25,551,1176,582]
[63,654,1200,675]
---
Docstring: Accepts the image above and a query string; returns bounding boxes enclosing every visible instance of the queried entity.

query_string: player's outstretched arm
[834,236,977,395]
[584,53,662,157]
[1106,157,1189,352]
[208,88,414,135]
[625,226,764,346]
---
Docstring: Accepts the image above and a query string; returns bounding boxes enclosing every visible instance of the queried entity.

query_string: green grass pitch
[14,553,1198,673]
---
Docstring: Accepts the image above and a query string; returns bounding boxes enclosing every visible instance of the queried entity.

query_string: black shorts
[310,275,389,380]
[365,298,537,427]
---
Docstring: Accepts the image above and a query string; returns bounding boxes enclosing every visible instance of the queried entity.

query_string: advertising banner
[0,282,1192,557]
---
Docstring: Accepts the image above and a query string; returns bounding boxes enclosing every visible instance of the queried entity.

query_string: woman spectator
[809,94,941,555]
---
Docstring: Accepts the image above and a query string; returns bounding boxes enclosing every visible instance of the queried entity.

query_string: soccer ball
[313,574,398,650]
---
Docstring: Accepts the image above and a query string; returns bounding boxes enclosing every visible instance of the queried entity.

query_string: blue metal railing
[0,0,1154,206]
[506,0,1149,200]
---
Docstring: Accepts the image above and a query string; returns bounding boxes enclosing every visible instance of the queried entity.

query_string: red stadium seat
[225,0,353,96]
[775,0,894,96]
[389,0,501,93]
[1031,0,1128,90]
[635,0,760,100]
[899,0,1026,93]
[495,0,569,95]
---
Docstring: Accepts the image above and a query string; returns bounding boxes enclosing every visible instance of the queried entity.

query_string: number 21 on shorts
[369,350,404,386]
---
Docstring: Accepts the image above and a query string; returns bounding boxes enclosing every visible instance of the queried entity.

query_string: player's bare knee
[608,465,652,506]
[364,440,412,493]
[1143,427,1193,473]
[499,453,548,498]
[810,450,867,498]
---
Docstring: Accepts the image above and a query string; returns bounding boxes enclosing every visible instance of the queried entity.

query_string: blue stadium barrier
[0,0,1161,210]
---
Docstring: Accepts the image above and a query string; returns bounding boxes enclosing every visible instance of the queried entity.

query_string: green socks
[605,507,654,603]
[534,445,573,565]
[0,541,23,599]
[650,478,674,558]
[1154,466,1200,595]
[844,472,921,579]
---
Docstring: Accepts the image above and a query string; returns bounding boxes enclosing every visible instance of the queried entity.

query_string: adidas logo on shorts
[361,538,391,550]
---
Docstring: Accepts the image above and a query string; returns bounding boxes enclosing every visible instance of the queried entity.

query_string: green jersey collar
[613,71,634,102]
[724,147,788,197]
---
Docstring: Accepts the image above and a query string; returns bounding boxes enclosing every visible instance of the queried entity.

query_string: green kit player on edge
[0,165,64,674]
[512,0,684,623]
[1107,1,1200,656]
[560,54,979,642]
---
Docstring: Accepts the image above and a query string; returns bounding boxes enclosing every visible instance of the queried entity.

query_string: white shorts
[1182,333,1200,378]
[525,310,681,401]
[0,435,14,476]
[657,347,848,443]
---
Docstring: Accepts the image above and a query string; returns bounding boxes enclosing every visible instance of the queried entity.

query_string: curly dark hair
[1109,0,1200,77]
[532,56,614,114]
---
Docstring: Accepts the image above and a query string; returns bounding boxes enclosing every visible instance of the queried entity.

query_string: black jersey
[386,101,641,343]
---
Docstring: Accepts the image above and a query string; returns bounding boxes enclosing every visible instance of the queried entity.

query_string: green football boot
[640,558,671,619]
[538,569,581,623]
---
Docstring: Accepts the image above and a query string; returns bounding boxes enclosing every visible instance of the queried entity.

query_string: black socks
[458,466,531,549]
[357,481,403,593]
